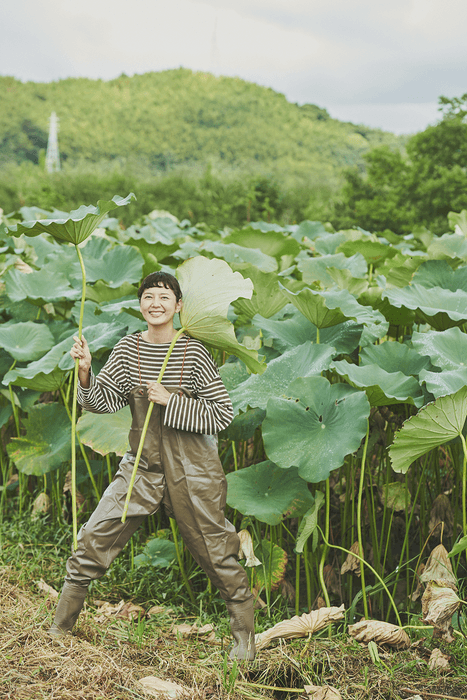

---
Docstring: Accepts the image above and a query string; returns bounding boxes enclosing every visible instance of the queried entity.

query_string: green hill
[0,69,401,185]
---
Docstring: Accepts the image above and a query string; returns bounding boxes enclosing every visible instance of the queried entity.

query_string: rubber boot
[48,581,88,637]
[226,598,256,661]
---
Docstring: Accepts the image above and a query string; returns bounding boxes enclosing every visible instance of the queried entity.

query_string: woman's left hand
[147,381,171,406]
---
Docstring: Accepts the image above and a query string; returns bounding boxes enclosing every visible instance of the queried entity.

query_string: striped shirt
[78,334,234,435]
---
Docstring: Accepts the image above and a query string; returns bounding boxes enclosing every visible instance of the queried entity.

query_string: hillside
[0,69,402,184]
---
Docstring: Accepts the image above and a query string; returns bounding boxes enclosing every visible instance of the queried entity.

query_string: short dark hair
[137,271,182,302]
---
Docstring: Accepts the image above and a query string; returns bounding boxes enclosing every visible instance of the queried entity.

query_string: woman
[48,271,255,661]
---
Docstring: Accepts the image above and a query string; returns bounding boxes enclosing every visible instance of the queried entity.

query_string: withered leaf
[421,580,461,642]
[255,605,345,650]
[238,529,261,567]
[36,579,59,600]
[428,648,450,672]
[419,544,457,587]
[137,675,189,698]
[348,619,410,649]
[340,541,361,576]
[304,684,342,700]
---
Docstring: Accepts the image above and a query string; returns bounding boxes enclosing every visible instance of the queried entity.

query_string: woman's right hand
[70,335,92,375]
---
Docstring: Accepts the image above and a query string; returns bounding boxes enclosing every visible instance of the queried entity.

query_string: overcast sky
[2,0,466,134]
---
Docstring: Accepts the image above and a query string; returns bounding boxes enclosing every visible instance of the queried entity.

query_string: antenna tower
[45,112,61,173]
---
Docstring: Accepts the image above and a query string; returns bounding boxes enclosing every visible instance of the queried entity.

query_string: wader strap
[137,333,190,390]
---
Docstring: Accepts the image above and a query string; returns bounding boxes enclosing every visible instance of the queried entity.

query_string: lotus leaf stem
[459,433,467,536]
[318,478,331,608]
[121,327,186,523]
[357,422,370,620]
[70,243,87,551]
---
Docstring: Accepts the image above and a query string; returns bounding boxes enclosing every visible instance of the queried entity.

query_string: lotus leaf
[331,360,424,407]
[176,256,265,374]
[134,538,177,568]
[5,268,80,305]
[389,386,467,473]
[252,310,363,355]
[6,403,72,475]
[81,243,144,287]
[412,328,467,370]
[85,280,137,304]
[380,482,409,511]
[230,264,287,319]
[7,194,136,244]
[291,220,327,242]
[219,361,250,391]
[298,253,367,287]
[360,342,432,376]
[229,342,335,414]
[0,405,13,430]
[326,268,369,296]
[383,285,467,331]
[226,461,313,525]
[77,406,131,456]
[219,407,266,442]
[427,231,467,260]
[280,285,385,330]
[295,491,325,553]
[359,287,416,327]
[419,368,467,399]
[253,539,288,591]
[337,239,394,264]
[0,321,55,362]
[412,260,467,292]
[263,376,370,482]
[197,240,278,272]
[313,233,347,255]
[448,210,467,235]
[379,253,425,287]
[224,228,300,261]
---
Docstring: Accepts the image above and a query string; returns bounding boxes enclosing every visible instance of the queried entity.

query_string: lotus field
[1,196,467,637]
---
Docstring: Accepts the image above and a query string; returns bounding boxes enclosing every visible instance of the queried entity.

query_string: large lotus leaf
[280,284,386,330]
[252,311,363,355]
[226,461,313,525]
[412,328,467,370]
[337,239,394,265]
[427,232,467,260]
[134,538,177,569]
[298,253,367,287]
[83,244,144,287]
[0,321,55,362]
[383,285,467,331]
[326,268,369,296]
[359,286,416,327]
[85,281,137,304]
[6,403,72,475]
[126,232,179,266]
[229,342,335,414]
[448,210,467,235]
[176,256,264,374]
[263,376,370,482]
[313,233,347,255]
[389,387,467,474]
[77,406,131,456]
[230,264,287,319]
[291,221,328,243]
[411,260,467,292]
[201,240,278,272]
[331,360,425,408]
[379,253,426,287]
[5,268,80,305]
[419,369,467,400]
[7,194,136,244]
[219,407,266,442]
[360,342,432,377]
[219,361,250,391]
[249,221,287,233]
[3,321,127,388]
[224,228,300,261]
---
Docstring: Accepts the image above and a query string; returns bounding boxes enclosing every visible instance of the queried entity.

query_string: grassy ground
[0,514,466,700]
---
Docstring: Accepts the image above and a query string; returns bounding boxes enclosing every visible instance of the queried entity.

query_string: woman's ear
[176,299,183,313]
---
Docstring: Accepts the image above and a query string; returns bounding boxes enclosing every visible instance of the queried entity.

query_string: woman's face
[139,285,182,330]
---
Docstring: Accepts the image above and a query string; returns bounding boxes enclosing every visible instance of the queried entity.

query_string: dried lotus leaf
[340,541,361,576]
[137,675,189,698]
[238,529,262,567]
[421,580,461,642]
[255,605,345,650]
[32,492,51,519]
[305,684,342,700]
[428,494,453,539]
[348,619,410,649]
[419,544,456,586]
[428,648,450,672]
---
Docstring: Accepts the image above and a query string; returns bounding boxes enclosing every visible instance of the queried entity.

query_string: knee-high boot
[48,581,88,637]
[225,598,256,661]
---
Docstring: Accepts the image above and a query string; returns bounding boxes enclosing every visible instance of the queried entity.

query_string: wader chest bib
[65,336,252,604]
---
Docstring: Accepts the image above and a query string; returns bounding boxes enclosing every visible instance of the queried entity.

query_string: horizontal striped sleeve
[77,342,132,414]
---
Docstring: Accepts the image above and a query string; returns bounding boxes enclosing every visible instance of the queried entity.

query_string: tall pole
[45,112,61,173]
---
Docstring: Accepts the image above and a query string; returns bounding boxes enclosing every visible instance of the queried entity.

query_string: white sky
[2,0,466,134]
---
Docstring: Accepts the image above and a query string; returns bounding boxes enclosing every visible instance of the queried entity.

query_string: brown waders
[49,384,255,660]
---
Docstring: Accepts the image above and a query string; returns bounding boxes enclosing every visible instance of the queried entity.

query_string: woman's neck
[142,327,179,344]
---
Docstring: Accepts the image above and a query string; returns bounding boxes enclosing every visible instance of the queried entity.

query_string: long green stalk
[459,433,467,536]
[357,422,370,619]
[121,327,186,523]
[318,478,331,607]
[70,244,87,551]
